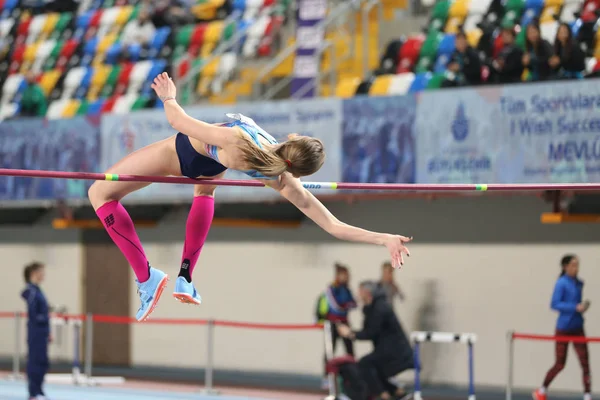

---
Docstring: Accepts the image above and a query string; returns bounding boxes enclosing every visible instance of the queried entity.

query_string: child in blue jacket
[21,262,51,400]
[533,254,591,400]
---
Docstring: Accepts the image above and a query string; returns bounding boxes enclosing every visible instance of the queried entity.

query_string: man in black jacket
[338,281,414,400]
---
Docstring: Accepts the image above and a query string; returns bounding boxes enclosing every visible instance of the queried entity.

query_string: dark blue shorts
[175,133,227,178]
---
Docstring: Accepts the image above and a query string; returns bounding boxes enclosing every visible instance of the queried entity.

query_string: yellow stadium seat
[41,13,59,37]
[97,32,118,55]
[203,57,221,77]
[61,99,81,118]
[192,0,226,20]
[445,17,464,34]
[335,76,361,98]
[23,42,40,63]
[201,42,216,58]
[115,6,133,26]
[449,0,470,18]
[205,21,224,44]
[91,64,111,89]
[540,5,561,23]
[368,75,393,96]
[544,0,564,7]
[466,29,482,47]
[39,69,62,96]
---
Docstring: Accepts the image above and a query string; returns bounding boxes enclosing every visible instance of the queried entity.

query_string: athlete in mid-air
[88,72,412,321]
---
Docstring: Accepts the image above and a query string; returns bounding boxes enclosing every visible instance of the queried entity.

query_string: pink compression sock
[96,201,150,282]
[179,196,215,282]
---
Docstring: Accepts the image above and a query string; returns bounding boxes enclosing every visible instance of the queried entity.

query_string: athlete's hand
[151,72,177,102]
[383,234,412,268]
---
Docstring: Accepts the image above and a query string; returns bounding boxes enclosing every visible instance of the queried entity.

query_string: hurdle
[7,313,125,386]
[411,331,477,400]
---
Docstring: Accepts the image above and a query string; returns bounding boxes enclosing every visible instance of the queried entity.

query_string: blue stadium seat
[570,19,582,37]
[149,27,171,59]
[141,59,168,95]
[81,37,99,66]
[127,43,142,62]
[74,11,94,40]
[233,0,247,13]
[520,8,539,27]
[75,67,94,98]
[87,99,105,115]
[89,0,104,10]
[524,0,544,13]
[434,54,450,73]
[408,72,432,92]
[437,34,456,57]
[105,42,122,65]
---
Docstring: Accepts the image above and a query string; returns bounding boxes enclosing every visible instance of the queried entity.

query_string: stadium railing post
[506,331,514,400]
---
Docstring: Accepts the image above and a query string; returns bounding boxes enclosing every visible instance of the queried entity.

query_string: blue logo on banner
[451,103,469,142]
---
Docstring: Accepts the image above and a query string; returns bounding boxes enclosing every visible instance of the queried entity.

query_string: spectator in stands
[122,7,157,48]
[377,261,405,310]
[550,23,586,79]
[337,281,413,400]
[21,262,51,400]
[523,21,555,81]
[19,72,47,118]
[317,263,357,386]
[444,30,482,87]
[145,0,194,27]
[490,26,524,84]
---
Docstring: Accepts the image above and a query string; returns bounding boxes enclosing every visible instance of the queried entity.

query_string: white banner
[101,98,342,203]
[416,80,600,184]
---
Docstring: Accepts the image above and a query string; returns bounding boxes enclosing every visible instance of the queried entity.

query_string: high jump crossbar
[0,169,599,192]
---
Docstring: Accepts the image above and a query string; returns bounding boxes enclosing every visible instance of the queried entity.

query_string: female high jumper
[88,73,412,322]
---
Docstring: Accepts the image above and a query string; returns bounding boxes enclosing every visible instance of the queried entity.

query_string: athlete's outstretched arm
[269,175,412,268]
[151,73,236,147]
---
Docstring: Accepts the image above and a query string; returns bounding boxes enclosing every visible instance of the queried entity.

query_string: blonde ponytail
[237,131,326,178]
[237,133,288,177]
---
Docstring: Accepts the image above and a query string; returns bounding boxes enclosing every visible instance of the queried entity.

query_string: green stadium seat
[426,72,445,89]
[431,0,450,21]
[51,12,72,40]
[131,95,149,110]
[505,0,526,14]
[77,99,89,115]
[174,25,195,55]
[44,40,64,70]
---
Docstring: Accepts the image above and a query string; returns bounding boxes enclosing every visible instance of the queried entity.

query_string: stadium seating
[0,0,291,119]
[337,0,597,97]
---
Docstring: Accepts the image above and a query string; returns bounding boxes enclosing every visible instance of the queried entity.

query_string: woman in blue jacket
[533,255,591,400]
[21,262,51,400]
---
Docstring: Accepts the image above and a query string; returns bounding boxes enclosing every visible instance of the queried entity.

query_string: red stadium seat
[101,94,119,113]
[17,17,31,37]
[9,44,26,74]
[188,24,208,56]
[55,39,79,70]
[114,62,134,95]
[492,33,504,58]
[177,58,191,80]
[398,35,424,65]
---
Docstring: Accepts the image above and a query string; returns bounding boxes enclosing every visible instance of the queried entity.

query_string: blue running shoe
[135,267,169,321]
[173,276,202,305]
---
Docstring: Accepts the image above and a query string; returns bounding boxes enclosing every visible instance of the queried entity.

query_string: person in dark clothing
[21,262,51,400]
[319,263,357,385]
[533,255,592,400]
[523,21,555,81]
[445,30,482,86]
[491,26,524,84]
[550,23,586,79]
[338,281,413,400]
